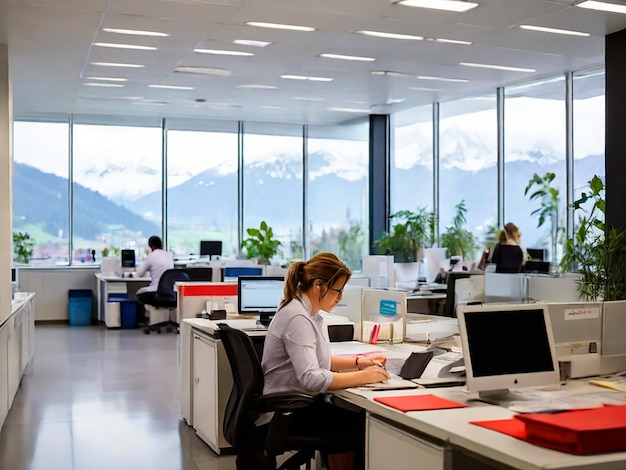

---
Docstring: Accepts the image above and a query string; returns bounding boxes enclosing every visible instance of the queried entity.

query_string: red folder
[515,405,626,455]
[373,394,467,412]
[473,405,626,455]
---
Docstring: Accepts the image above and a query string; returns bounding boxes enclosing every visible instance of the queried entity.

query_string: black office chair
[140,269,190,334]
[182,267,213,281]
[217,323,326,470]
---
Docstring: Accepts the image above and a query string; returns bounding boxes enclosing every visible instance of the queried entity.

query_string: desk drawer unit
[367,415,448,470]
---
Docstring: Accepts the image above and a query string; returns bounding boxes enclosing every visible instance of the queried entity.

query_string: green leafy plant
[13,231,35,264]
[524,172,561,268]
[373,208,432,263]
[560,175,626,301]
[241,220,283,265]
[440,200,479,261]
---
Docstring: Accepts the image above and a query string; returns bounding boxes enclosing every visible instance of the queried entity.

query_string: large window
[242,124,303,261]
[573,68,605,229]
[504,76,566,266]
[72,120,162,264]
[166,121,238,258]
[12,121,69,265]
[308,122,369,270]
[439,93,497,261]
[391,106,433,214]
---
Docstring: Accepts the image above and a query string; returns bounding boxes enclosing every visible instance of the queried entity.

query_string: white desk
[333,384,626,470]
[94,273,150,322]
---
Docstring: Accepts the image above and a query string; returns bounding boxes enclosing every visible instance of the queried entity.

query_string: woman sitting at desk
[491,222,524,273]
[261,252,389,470]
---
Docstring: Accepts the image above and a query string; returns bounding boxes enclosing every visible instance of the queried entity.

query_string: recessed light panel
[520,25,590,36]
[398,0,479,13]
[246,21,314,31]
[576,0,626,14]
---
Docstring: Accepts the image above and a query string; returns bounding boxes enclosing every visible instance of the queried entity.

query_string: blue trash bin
[68,289,93,326]
[120,300,138,329]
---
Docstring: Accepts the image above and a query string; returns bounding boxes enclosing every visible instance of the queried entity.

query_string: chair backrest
[217,323,265,448]
[153,269,190,306]
[183,267,213,281]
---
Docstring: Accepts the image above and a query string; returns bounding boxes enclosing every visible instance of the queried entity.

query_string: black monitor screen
[200,240,222,258]
[121,249,136,268]
[464,308,555,377]
[444,271,485,317]
[237,276,284,314]
[527,248,546,261]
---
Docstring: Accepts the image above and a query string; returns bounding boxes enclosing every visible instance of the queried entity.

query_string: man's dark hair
[148,235,163,250]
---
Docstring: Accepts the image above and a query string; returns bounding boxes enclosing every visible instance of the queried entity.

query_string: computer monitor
[120,249,136,269]
[200,240,222,259]
[443,271,484,317]
[456,303,559,402]
[527,248,547,261]
[237,276,285,326]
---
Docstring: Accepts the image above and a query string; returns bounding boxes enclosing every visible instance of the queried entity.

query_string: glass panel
[573,68,605,224]
[242,124,303,263]
[308,121,369,270]
[391,106,433,213]
[13,121,69,265]
[504,76,566,267]
[166,128,238,258]
[72,123,162,265]
[439,93,497,263]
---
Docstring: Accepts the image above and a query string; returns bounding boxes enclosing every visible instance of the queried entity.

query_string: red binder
[515,405,626,455]
[373,394,467,412]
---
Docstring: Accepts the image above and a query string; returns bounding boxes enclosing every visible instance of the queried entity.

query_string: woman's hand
[359,364,390,384]
[356,356,385,369]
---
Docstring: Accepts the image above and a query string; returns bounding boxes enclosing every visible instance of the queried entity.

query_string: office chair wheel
[157,328,162,334]
[143,328,151,335]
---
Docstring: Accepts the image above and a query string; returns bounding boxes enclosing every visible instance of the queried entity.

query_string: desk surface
[335,383,626,470]
[95,273,151,282]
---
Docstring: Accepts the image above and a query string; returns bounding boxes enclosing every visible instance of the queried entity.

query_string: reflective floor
[0,324,236,470]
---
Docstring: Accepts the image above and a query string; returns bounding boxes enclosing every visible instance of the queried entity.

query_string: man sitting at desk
[135,235,174,304]
[261,252,389,470]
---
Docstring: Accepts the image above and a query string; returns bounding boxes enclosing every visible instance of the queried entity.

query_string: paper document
[357,375,418,391]
[589,376,626,392]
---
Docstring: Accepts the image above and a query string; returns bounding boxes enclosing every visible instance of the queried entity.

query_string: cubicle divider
[177,282,239,324]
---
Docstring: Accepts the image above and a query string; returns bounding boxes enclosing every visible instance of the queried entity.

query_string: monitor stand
[258,312,275,327]
[473,389,534,407]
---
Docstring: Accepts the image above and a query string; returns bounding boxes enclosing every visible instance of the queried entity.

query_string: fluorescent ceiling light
[520,24,590,36]
[357,30,423,40]
[90,62,145,68]
[320,53,375,62]
[246,21,314,31]
[576,0,626,14]
[93,42,157,50]
[410,86,442,91]
[193,48,254,56]
[329,107,370,113]
[149,84,195,90]
[371,70,412,77]
[427,37,472,45]
[83,83,124,88]
[175,66,232,76]
[460,62,535,72]
[387,98,406,104]
[234,39,271,47]
[84,76,128,82]
[292,96,325,101]
[261,105,283,109]
[417,75,469,82]
[398,0,479,13]
[101,28,169,37]
[237,84,277,89]
[281,74,333,82]
[133,101,167,106]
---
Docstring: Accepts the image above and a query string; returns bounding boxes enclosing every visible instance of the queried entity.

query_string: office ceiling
[0,0,625,126]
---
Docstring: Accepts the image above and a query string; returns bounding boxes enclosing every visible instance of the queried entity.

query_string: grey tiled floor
[0,324,236,470]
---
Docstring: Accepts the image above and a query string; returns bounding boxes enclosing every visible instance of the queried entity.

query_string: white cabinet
[0,321,9,427]
[7,315,20,402]
[191,331,233,454]
[367,415,448,470]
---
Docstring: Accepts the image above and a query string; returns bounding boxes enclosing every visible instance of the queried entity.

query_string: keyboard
[385,357,407,372]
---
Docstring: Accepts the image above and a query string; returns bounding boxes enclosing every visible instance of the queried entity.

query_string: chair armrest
[252,391,317,413]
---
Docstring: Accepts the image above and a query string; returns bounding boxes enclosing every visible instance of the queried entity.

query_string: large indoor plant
[373,208,432,263]
[560,175,626,301]
[440,200,479,262]
[12,231,34,264]
[241,220,283,265]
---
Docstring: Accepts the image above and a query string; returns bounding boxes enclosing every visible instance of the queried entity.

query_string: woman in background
[491,223,524,273]
[261,252,389,470]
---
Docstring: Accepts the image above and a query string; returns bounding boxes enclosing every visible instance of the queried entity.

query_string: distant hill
[13,162,159,241]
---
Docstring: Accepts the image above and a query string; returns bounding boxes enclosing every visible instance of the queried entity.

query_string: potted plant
[440,200,479,262]
[560,175,626,301]
[241,220,283,265]
[373,208,432,263]
[13,231,34,264]
[524,172,562,269]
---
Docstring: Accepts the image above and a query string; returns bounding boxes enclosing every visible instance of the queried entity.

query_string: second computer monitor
[200,240,222,259]
[120,249,136,269]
